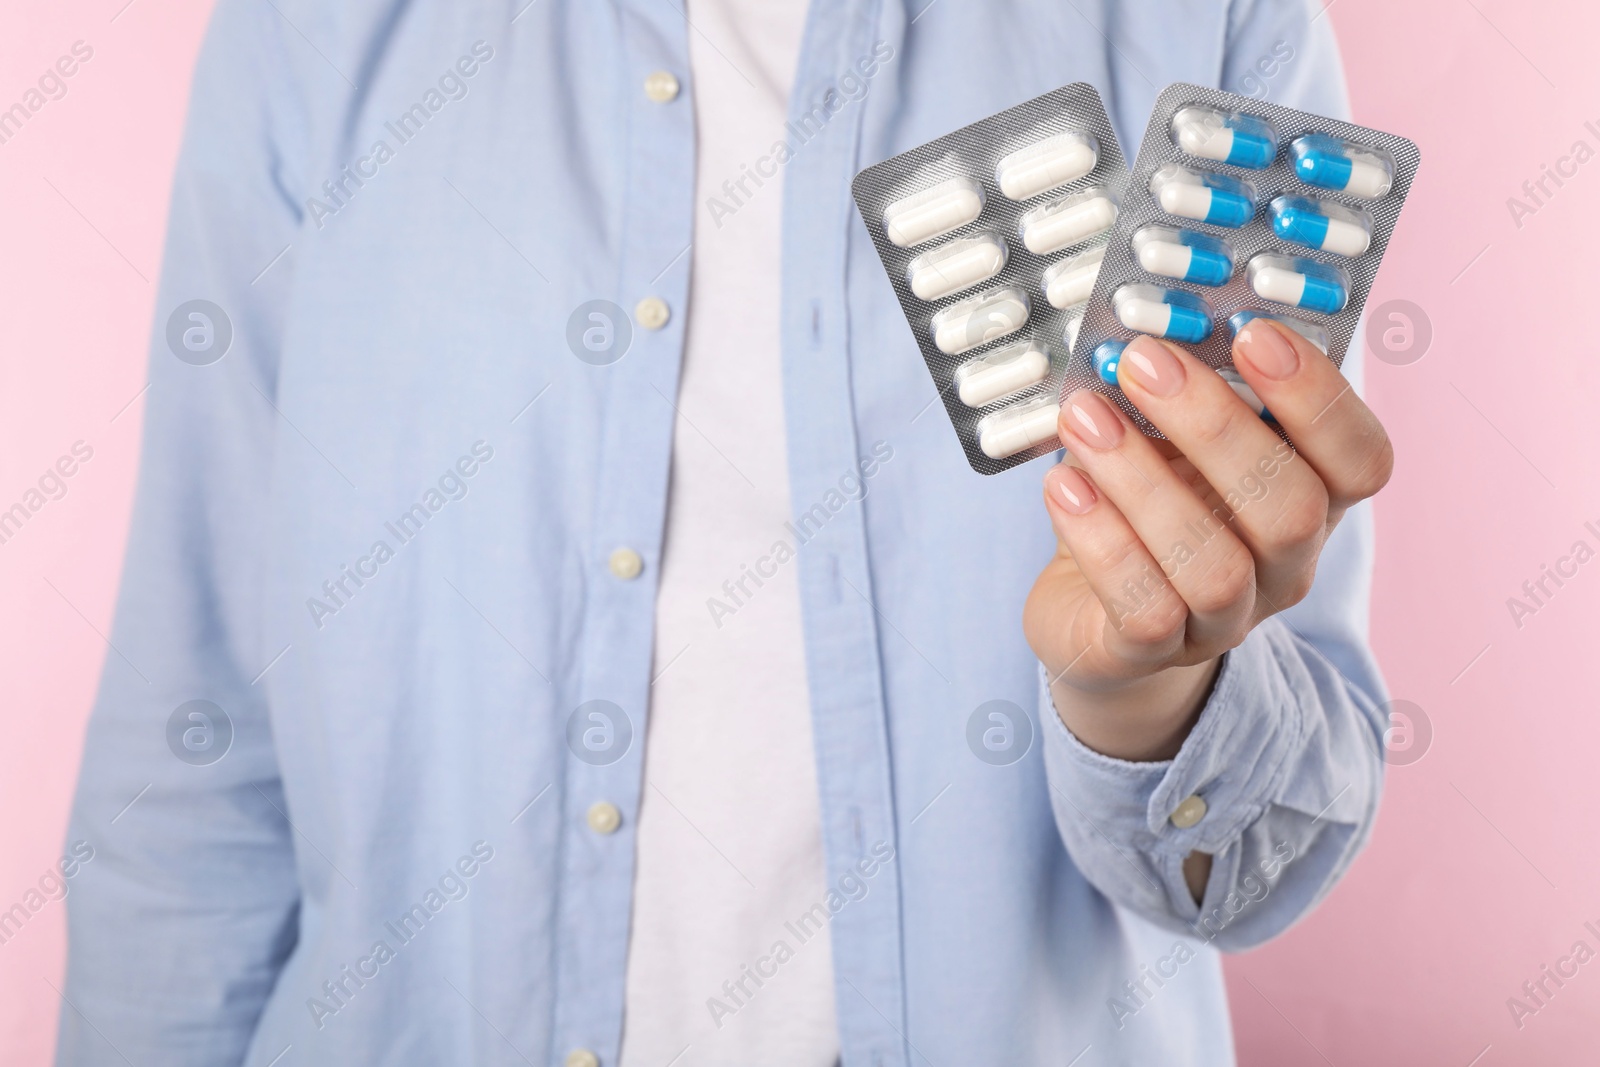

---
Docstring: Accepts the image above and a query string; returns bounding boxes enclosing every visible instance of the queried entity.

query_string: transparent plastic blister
[931,286,1030,355]
[1072,83,1421,438]
[1227,310,1329,355]
[851,83,1128,474]
[906,233,1008,300]
[1018,186,1118,255]
[1042,246,1106,309]
[1149,164,1257,228]
[883,177,985,247]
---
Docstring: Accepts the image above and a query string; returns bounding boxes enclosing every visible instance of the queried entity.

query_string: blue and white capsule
[1113,284,1214,344]
[1247,255,1350,315]
[1149,164,1255,228]
[1092,340,1126,385]
[1228,310,1330,356]
[1269,195,1372,257]
[1290,134,1393,198]
[1172,106,1276,169]
[1132,226,1234,286]
[1216,367,1273,422]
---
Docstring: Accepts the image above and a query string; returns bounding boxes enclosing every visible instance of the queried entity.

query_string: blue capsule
[1134,228,1234,287]
[1173,107,1276,169]
[1269,196,1372,256]
[1248,257,1350,315]
[1092,340,1126,385]
[1291,134,1393,198]
[1114,285,1214,344]
[1150,163,1256,228]
[1216,367,1274,422]
[1296,273,1348,314]
[1200,186,1255,227]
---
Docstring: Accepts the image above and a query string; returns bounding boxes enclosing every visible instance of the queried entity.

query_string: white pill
[997,134,1097,200]
[883,178,984,247]
[1250,266,1307,306]
[979,401,1061,459]
[908,235,1007,301]
[1043,246,1105,309]
[931,288,1029,355]
[955,340,1050,407]
[1022,196,1116,255]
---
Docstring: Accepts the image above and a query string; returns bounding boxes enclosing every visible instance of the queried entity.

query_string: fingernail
[1120,336,1186,397]
[1046,464,1098,515]
[1063,390,1125,450]
[1237,322,1299,380]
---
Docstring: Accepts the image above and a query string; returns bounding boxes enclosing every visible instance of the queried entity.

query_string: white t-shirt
[618,2,839,1066]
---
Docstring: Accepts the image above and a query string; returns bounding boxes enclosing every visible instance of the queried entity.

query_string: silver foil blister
[851,83,1127,475]
[1070,82,1422,436]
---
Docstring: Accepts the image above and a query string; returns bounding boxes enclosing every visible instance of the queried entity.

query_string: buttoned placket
[547,6,696,1064]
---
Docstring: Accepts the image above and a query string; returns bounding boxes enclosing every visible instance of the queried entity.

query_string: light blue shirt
[59,1,1387,1064]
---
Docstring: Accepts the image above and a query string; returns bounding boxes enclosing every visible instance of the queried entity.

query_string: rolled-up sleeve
[1040,576,1387,949]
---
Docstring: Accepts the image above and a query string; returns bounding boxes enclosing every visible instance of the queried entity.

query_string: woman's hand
[1024,319,1393,763]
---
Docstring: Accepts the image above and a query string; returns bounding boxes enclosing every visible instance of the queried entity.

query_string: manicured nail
[1236,321,1299,380]
[1064,390,1125,450]
[1121,336,1186,397]
[1046,464,1098,514]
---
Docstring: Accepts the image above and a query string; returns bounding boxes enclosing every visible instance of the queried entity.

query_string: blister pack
[851,83,1127,474]
[1070,83,1421,433]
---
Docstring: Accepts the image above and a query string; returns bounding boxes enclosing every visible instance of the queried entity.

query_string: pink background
[2,1,1596,1063]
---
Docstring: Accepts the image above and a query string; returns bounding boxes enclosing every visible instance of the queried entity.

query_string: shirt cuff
[1039,618,1315,922]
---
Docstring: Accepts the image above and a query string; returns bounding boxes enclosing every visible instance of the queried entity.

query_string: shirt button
[565,1051,600,1067]
[643,70,680,103]
[634,296,670,330]
[586,801,622,835]
[1169,794,1208,829]
[608,547,643,580]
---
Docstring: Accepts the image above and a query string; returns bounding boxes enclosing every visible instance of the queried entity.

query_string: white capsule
[955,341,1050,407]
[931,289,1029,355]
[1022,196,1116,255]
[908,234,1006,301]
[997,134,1097,200]
[1043,246,1105,309]
[979,400,1061,459]
[883,178,984,247]
[1250,266,1307,306]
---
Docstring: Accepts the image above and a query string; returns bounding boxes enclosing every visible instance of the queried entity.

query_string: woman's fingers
[1053,388,1258,656]
[1229,319,1394,516]
[1041,463,1189,676]
[1114,334,1331,611]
